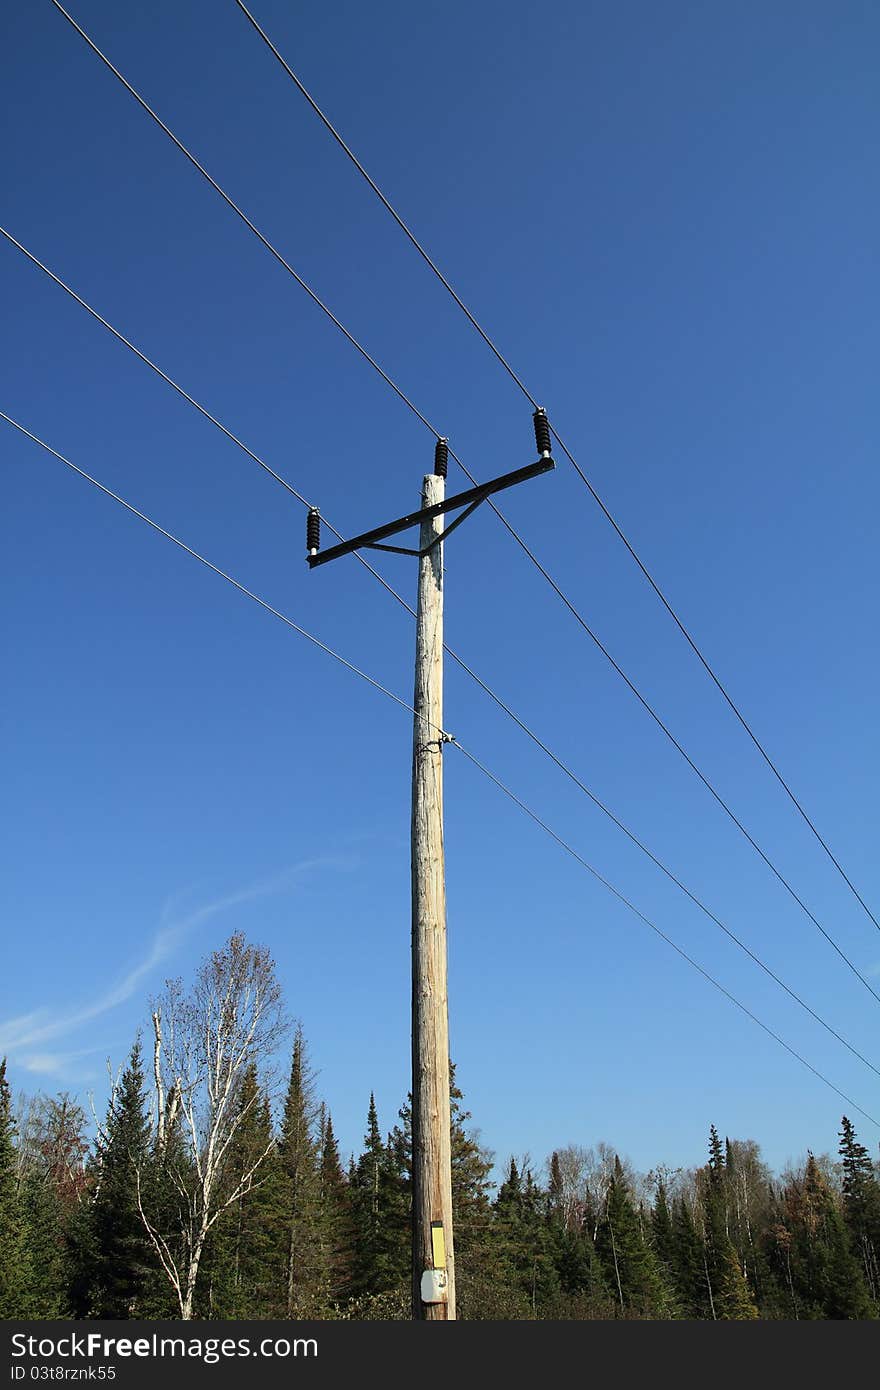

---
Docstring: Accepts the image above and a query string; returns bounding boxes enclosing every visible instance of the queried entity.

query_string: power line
[452,740,880,1131]
[0,229,312,510]
[233,0,880,941]
[231,0,537,408]
[4,405,878,1130]
[41,5,880,998]
[48,0,437,440]
[451,473,880,1007]
[1,410,418,723]
[7,224,880,1068]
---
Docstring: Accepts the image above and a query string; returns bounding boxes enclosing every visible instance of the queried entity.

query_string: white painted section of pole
[411,471,455,1320]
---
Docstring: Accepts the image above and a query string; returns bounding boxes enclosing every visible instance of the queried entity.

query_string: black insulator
[533,407,552,457]
[434,437,448,478]
[306,507,321,553]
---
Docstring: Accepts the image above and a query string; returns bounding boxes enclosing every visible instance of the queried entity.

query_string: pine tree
[19,1168,68,1316]
[348,1095,408,1298]
[839,1116,880,1305]
[650,1178,681,1316]
[489,1159,544,1317]
[386,1068,497,1318]
[81,1041,158,1318]
[317,1110,352,1303]
[0,1059,29,1317]
[700,1128,759,1319]
[671,1197,710,1318]
[277,1029,325,1316]
[708,1125,725,1178]
[594,1156,672,1318]
[714,1242,761,1319]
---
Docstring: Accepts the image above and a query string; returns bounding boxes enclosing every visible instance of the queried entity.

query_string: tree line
[1,932,878,1320]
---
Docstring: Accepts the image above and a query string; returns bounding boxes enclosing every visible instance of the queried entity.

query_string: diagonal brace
[307,455,554,568]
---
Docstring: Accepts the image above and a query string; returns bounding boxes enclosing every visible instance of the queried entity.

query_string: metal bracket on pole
[306,455,554,569]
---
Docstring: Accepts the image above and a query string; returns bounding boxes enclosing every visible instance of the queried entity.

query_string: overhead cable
[5,405,878,1130]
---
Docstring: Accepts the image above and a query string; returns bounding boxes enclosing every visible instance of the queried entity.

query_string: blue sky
[2,0,878,1182]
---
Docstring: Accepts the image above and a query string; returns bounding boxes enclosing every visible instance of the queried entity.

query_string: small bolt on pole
[305,414,554,1319]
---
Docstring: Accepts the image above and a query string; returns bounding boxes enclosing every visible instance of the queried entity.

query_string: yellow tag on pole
[431,1220,446,1269]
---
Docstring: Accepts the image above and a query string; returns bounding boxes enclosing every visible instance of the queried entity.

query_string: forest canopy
[1,933,878,1321]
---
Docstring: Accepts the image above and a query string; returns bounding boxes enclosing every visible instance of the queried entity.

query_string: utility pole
[307,414,554,1319]
[411,466,453,1319]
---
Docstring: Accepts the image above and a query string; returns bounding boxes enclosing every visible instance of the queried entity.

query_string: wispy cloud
[18,1048,98,1077]
[0,855,357,1060]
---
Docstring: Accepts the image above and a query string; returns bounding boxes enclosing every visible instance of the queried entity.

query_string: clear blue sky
[2,0,878,1182]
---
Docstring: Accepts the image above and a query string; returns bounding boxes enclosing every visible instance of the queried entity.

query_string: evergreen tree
[0,1059,28,1317]
[446,1084,498,1318]
[651,1179,675,1269]
[839,1116,880,1304]
[277,1029,325,1316]
[700,1128,759,1319]
[650,1178,682,1316]
[452,1098,493,1234]
[387,1069,498,1318]
[708,1125,725,1178]
[83,1041,158,1318]
[20,1168,68,1316]
[317,1110,352,1303]
[488,1160,546,1317]
[771,1153,874,1319]
[500,1163,565,1315]
[348,1095,408,1298]
[670,1196,710,1318]
[594,1156,672,1317]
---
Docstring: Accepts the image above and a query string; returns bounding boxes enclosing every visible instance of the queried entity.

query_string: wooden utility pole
[306,412,554,1321]
[410,472,454,1319]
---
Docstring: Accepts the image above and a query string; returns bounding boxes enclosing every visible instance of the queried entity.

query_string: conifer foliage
[2,936,879,1321]
[0,1059,28,1317]
[79,1041,156,1318]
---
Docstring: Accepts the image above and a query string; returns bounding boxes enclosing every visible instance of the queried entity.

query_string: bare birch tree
[137,932,287,1319]
[547,1144,591,1231]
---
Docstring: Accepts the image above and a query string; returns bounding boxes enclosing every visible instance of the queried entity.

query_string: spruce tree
[489,1160,545,1317]
[20,1168,68,1316]
[0,1059,28,1317]
[650,1178,681,1315]
[839,1116,880,1305]
[317,1111,352,1303]
[594,1157,672,1318]
[277,1028,324,1316]
[708,1125,725,1179]
[671,1197,710,1318]
[387,1069,497,1318]
[84,1041,157,1318]
[700,1129,758,1319]
[348,1095,408,1298]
